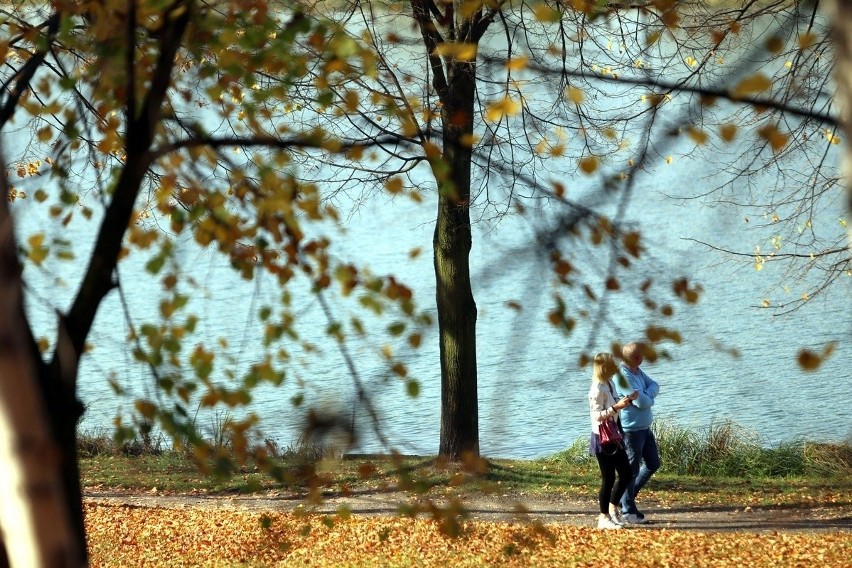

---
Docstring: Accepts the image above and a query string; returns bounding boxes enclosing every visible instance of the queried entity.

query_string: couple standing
[587,342,660,529]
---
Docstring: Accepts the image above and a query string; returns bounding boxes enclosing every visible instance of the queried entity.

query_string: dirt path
[84,489,852,533]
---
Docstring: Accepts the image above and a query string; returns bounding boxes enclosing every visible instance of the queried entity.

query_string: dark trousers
[595,445,633,515]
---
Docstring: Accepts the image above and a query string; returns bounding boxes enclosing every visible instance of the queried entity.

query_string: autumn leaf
[434,42,477,61]
[731,73,772,98]
[757,123,789,153]
[485,97,521,122]
[565,86,584,104]
[578,156,599,174]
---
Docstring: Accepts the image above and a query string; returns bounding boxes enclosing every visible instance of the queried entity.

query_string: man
[615,341,660,524]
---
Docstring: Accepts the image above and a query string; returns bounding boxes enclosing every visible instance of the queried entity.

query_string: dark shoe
[623,513,649,525]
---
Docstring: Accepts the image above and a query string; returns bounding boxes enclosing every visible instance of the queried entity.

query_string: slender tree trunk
[434,58,479,459]
[0,169,84,566]
[824,0,852,246]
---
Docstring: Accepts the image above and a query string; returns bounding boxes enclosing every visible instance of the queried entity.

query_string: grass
[78,419,852,507]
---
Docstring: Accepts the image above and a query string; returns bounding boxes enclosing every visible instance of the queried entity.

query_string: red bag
[599,419,622,446]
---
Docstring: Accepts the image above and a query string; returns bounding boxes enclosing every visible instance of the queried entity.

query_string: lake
[16,154,849,459]
[8,6,852,459]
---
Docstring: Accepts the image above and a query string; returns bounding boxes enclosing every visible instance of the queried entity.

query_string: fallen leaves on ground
[85,502,850,567]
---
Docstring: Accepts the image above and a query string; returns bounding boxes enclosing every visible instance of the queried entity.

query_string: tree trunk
[824,0,852,246]
[0,171,84,566]
[434,58,479,459]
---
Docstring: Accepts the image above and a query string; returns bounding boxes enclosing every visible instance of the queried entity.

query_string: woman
[588,352,638,529]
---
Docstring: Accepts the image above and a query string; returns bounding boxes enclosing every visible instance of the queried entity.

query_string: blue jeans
[620,428,660,515]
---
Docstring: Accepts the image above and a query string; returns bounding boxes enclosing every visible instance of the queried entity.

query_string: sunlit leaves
[505,56,528,71]
[434,42,478,61]
[533,4,562,23]
[485,97,521,122]
[86,501,852,567]
[565,86,584,105]
[825,129,841,145]
[25,233,49,265]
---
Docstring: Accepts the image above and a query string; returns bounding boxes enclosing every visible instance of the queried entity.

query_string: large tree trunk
[434,58,479,459]
[0,170,84,566]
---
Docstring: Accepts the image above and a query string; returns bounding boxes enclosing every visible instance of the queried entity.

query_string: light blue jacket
[616,363,659,431]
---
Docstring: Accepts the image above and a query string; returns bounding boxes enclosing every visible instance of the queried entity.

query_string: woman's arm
[589,384,619,422]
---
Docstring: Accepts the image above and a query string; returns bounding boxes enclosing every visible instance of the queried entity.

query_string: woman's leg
[595,452,616,514]
[611,446,634,506]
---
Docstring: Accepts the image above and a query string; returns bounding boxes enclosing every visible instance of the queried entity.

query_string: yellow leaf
[506,56,528,71]
[566,86,584,104]
[434,42,478,61]
[684,56,697,67]
[459,0,485,19]
[533,5,561,22]
[27,233,49,265]
[825,129,841,145]
[731,73,772,98]
[578,156,598,174]
[645,31,661,46]
[485,97,521,122]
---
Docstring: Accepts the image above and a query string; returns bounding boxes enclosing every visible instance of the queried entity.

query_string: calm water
[18,161,849,458]
[10,9,851,458]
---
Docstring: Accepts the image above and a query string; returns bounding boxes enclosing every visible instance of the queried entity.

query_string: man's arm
[645,372,660,399]
[620,367,656,409]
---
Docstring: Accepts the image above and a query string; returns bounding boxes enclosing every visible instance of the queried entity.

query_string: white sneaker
[597,515,624,530]
[622,512,649,525]
[609,511,625,526]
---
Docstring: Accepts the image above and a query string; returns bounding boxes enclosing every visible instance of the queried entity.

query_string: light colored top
[588,379,621,435]
[616,363,660,431]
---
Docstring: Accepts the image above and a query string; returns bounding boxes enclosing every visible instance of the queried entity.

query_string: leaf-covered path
[84,491,852,567]
[85,487,851,533]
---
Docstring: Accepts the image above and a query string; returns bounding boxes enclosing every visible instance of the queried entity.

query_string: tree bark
[823,0,852,247]
[0,170,83,566]
[434,57,479,459]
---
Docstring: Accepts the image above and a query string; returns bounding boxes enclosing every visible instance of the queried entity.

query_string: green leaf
[406,379,420,398]
[388,322,406,336]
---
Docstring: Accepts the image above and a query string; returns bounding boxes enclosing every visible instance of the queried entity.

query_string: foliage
[546,420,852,479]
[3,0,433,477]
[79,424,852,498]
[85,503,852,567]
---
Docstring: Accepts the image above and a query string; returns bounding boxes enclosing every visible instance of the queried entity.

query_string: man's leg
[633,429,660,497]
[619,429,645,515]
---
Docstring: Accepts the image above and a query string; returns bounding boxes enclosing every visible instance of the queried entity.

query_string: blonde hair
[622,342,644,364]
[592,352,616,384]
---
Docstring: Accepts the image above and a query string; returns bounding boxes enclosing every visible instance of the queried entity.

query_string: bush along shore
[78,419,852,503]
